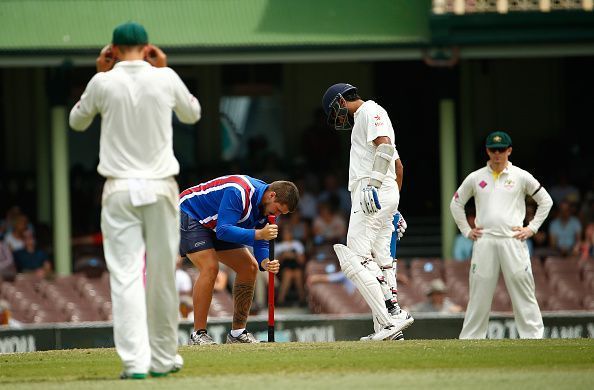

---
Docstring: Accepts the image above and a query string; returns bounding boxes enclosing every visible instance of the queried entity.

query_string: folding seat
[548,273,581,293]
[10,310,33,323]
[311,244,338,262]
[582,272,594,293]
[581,260,594,273]
[68,308,104,322]
[544,257,580,276]
[32,309,66,323]
[208,289,234,317]
[582,295,594,311]
[531,257,544,275]
[546,296,583,311]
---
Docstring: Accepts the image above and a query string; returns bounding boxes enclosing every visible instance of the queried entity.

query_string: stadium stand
[306,253,594,315]
[1,252,593,323]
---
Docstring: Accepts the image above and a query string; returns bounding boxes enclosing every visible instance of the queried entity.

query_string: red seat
[547,296,583,311]
[544,257,580,276]
[305,260,333,277]
[208,290,234,317]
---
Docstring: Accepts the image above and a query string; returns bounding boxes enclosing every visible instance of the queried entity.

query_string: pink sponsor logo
[479,180,487,189]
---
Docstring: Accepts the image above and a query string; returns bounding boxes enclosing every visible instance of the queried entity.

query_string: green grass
[1,339,593,389]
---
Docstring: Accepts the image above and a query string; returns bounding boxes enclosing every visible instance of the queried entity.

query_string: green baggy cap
[485,131,512,148]
[112,22,148,45]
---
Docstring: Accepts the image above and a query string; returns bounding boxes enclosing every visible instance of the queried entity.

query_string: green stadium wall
[1,313,593,354]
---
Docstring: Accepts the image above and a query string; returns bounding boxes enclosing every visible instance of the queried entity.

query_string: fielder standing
[69,22,201,378]
[450,131,553,339]
[322,83,413,341]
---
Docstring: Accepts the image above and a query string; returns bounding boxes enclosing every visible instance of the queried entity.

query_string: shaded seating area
[0,273,111,323]
[306,252,594,314]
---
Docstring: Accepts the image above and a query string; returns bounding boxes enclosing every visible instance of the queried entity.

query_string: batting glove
[396,212,407,240]
[360,186,381,215]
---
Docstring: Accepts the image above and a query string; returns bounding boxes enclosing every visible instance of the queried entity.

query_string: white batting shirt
[69,60,201,179]
[450,162,553,238]
[348,100,398,192]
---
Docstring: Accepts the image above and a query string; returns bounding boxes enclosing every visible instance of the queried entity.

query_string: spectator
[306,262,356,295]
[411,279,463,314]
[579,223,594,262]
[317,173,351,217]
[453,212,475,261]
[312,201,347,245]
[0,206,22,240]
[549,201,582,256]
[3,214,30,253]
[295,178,318,222]
[213,264,230,293]
[579,177,594,226]
[549,173,580,206]
[179,295,194,321]
[0,299,22,328]
[12,231,52,278]
[276,226,306,306]
[256,153,287,184]
[0,240,16,281]
[281,210,311,249]
[300,108,341,172]
[175,258,193,296]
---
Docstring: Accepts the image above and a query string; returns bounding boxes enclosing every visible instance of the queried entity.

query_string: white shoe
[360,325,401,341]
[173,354,184,372]
[226,330,260,343]
[391,331,405,341]
[190,330,217,345]
[390,309,414,333]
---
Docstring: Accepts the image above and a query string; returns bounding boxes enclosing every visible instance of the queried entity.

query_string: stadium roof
[0,0,430,64]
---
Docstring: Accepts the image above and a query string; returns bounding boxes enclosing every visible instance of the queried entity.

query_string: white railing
[433,0,594,14]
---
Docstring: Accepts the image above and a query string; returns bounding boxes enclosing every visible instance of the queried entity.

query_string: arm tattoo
[232,281,255,329]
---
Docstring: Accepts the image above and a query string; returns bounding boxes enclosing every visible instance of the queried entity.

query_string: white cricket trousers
[101,178,180,374]
[460,236,544,339]
[347,181,399,264]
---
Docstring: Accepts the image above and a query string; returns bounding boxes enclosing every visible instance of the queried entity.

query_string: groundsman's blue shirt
[179,175,270,266]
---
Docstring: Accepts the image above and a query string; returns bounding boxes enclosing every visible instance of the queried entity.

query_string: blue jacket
[179,175,270,265]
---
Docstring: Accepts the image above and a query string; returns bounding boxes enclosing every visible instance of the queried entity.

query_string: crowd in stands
[2,151,594,326]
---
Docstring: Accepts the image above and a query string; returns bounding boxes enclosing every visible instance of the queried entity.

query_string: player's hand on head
[263,259,280,274]
[512,226,534,241]
[96,44,116,73]
[144,44,167,68]
[360,185,381,215]
[256,223,278,241]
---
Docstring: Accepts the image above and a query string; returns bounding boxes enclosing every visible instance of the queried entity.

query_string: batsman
[322,83,414,341]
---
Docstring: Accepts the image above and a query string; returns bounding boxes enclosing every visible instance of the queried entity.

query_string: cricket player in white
[450,131,553,339]
[69,22,201,378]
[322,83,413,341]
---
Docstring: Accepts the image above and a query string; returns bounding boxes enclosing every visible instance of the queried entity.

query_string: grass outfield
[1,339,593,389]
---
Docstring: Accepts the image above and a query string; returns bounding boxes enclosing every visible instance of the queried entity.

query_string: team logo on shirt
[504,179,515,189]
[373,114,383,127]
[479,180,488,189]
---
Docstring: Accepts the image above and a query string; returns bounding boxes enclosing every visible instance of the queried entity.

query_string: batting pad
[334,244,393,327]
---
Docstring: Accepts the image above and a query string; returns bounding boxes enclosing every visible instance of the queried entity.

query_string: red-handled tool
[267,214,276,342]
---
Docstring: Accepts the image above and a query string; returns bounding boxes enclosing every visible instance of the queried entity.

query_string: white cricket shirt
[348,100,398,191]
[69,60,201,179]
[450,162,553,238]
